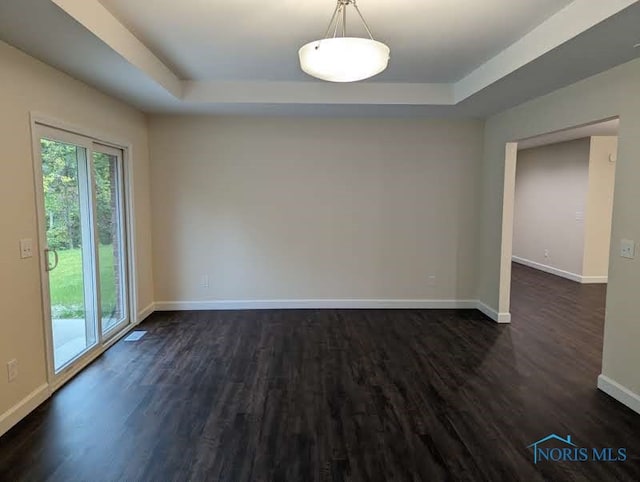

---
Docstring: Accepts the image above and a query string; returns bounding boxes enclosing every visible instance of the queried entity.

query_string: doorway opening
[500,117,619,317]
[499,118,619,380]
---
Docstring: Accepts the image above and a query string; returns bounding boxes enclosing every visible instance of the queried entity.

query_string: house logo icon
[527,434,577,464]
[527,434,628,464]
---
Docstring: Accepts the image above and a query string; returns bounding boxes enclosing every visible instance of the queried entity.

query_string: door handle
[45,248,59,272]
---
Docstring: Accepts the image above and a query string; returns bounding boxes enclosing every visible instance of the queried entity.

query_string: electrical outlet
[7,359,18,382]
[201,275,210,288]
[19,238,33,259]
[544,249,550,258]
[621,239,635,259]
[428,275,436,286]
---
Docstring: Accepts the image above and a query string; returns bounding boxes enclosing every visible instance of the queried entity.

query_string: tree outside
[42,139,123,325]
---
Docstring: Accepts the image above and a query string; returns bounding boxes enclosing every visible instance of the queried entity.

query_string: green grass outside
[50,244,119,319]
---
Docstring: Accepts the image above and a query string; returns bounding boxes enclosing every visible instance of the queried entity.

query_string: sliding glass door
[93,145,128,335]
[35,125,129,374]
[40,136,97,370]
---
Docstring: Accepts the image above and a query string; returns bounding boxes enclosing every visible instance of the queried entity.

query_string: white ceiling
[0,0,639,116]
[97,0,572,83]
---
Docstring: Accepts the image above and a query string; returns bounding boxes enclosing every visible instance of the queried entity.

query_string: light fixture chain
[352,2,375,40]
[320,0,376,41]
[333,4,343,38]
[321,2,343,42]
[342,2,347,37]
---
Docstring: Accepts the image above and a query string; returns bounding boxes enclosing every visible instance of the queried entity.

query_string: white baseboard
[581,276,609,284]
[137,302,155,324]
[475,301,511,323]
[597,374,640,415]
[512,256,607,284]
[155,298,511,323]
[155,299,479,311]
[512,256,581,282]
[0,384,50,438]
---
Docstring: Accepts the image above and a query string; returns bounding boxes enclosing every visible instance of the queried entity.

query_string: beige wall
[479,58,640,401]
[149,116,483,305]
[583,136,618,278]
[513,139,591,277]
[0,41,153,422]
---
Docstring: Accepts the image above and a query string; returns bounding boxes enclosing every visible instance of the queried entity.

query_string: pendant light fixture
[299,0,390,83]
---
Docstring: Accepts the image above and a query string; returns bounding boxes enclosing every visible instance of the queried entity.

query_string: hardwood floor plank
[1,263,639,481]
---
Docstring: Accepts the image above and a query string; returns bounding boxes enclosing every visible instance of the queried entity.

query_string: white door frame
[29,112,139,391]
[93,142,131,337]
[498,142,518,318]
[498,116,619,318]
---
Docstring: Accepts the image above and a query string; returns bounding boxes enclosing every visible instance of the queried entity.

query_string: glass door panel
[92,147,128,335]
[40,137,98,371]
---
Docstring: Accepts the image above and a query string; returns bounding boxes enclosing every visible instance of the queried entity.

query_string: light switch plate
[7,359,18,382]
[19,238,33,259]
[621,239,635,259]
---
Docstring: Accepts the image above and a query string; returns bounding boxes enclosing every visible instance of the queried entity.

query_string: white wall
[513,139,591,279]
[583,136,618,279]
[149,116,483,307]
[513,136,617,282]
[0,41,154,432]
[479,57,640,413]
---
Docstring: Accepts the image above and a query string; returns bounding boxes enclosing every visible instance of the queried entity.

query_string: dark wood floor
[1,264,639,481]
